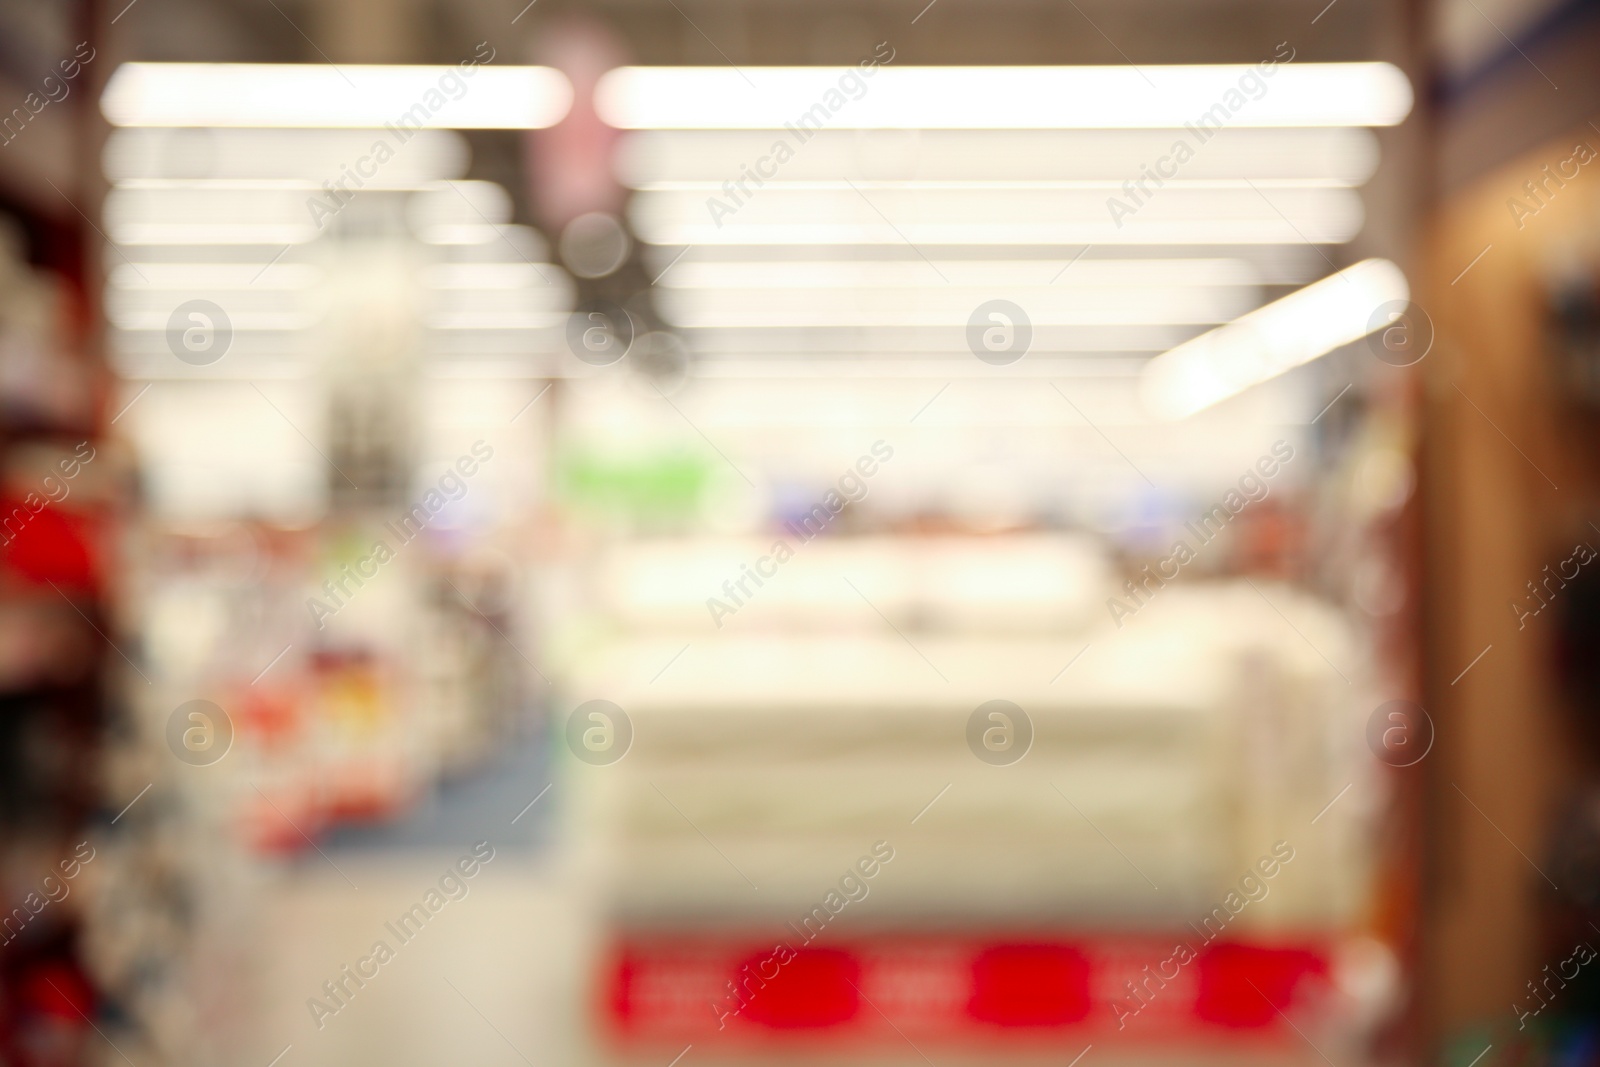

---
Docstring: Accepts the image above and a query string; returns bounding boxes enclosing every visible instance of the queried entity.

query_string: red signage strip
[601,933,1332,1051]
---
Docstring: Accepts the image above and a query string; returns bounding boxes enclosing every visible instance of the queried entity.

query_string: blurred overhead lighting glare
[104,128,469,181]
[597,64,1412,130]
[109,263,322,290]
[423,264,553,289]
[1140,258,1408,420]
[659,258,1262,289]
[628,185,1363,246]
[101,63,574,128]
[655,285,1254,328]
[616,128,1380,184]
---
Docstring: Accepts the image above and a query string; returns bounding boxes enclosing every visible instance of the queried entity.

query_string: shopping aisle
[12,0,1599,1064]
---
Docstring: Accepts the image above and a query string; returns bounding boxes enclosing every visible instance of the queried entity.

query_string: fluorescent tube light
[678,324,1192,355]
[102,63,573,128]
[636,179,1357,191]
[1140,258,1408,419]
[109,263,323,290]
[597,64,1412,130]
[657,258,1261,289]
[104,128,469,181]
[107,309,321,331]
[617,128,1380,185]
[108,224,319,246]
[423,312,565,331]
[415,224,535,246]
[114,176,443,193]
[105,183,319,245]
[655,285,1255,328]
[423,264,554,289]
[628,186,1362,246]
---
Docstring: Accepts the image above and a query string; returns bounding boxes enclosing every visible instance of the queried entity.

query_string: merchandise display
[560,533,1393,1061]
[0,206,113,1065]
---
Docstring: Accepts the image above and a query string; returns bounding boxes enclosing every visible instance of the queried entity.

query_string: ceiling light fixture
[1140,258,1408,419]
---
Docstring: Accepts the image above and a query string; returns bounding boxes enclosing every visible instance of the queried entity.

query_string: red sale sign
[599,932,1333,1055]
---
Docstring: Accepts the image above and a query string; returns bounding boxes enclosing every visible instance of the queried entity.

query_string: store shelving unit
[0,148,116,1067]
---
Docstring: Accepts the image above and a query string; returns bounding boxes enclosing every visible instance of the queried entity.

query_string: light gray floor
[247,853,589,1067]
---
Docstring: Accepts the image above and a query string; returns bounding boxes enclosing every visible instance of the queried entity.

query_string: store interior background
[2,0,1600,1064]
